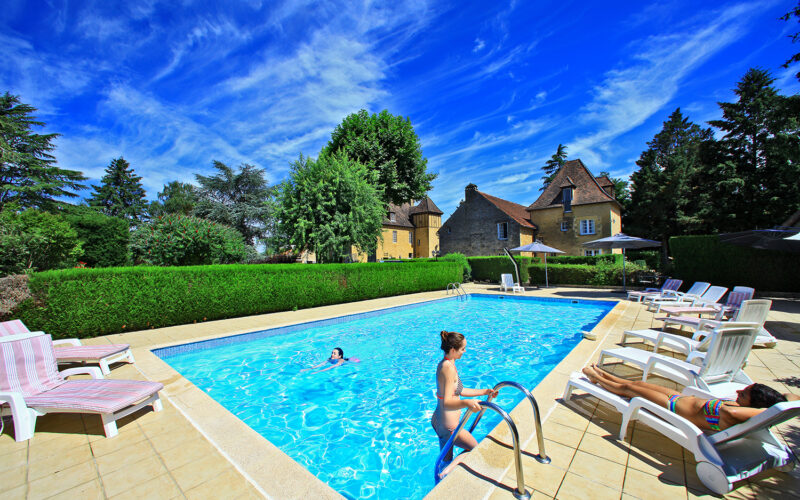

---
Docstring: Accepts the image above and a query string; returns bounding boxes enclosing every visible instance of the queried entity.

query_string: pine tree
[781,1,800,81]
[625,109,713,267]
[87,157,148,223]
[0,92,86,210]
[540,144,567,191]
[703,69,800,230]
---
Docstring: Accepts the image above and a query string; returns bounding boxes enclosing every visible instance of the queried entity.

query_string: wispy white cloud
[473,38,486,53]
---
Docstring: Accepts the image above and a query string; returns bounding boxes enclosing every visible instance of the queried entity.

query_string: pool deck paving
[1,284,798,499]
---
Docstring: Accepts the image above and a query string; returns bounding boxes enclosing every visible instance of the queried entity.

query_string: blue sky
[2,0,798,219]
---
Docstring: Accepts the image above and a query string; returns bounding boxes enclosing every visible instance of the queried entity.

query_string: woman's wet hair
[440,331,465,353]
[748,383,787,408]
[333,347,348,361]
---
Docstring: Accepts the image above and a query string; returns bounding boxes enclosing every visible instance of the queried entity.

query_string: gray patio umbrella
[510,241,564,288]
[582,233,661,291]
[718,227,800,253]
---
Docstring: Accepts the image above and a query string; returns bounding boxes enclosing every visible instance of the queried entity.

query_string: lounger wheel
[776,460,796,473]
[696,461,732,495]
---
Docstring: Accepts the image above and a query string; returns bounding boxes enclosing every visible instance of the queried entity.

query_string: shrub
[64,206,130,267]
[0,274,31,317]
[0,206,82,275]
[129,214,253,266]
[439,252,471,281]
[468,256,533,283]
[547,254,623,265]
[625,250,660,271]
[670,235,799,292]
[528,260,646,286]
[13,261,462,337]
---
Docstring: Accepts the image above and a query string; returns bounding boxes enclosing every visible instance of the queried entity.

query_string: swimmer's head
[332,347,345,360]
[440,331,465,354]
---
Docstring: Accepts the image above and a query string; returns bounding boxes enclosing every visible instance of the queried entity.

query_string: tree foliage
[63,204,130,268]
[540,144,568,191]
[625,108,714,266]
[277,153,385,263]
[781,1,800,81]
[149,181,199,217]
[129,214,254,266]
[0,205,82,275]
[194,161,275,247]
[87,157,148,223]
[0,92,86,211]
[322,109,435,205]
[598,170,631,209]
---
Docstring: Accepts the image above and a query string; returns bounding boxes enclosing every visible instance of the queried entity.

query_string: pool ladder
[434,381,549,500]
[446,283,467,300]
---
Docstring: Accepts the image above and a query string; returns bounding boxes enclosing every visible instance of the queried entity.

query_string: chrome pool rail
[446,283,466,299]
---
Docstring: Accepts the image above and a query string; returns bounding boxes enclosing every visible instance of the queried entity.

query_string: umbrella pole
[622,248,626,292]
[544,253,548,288]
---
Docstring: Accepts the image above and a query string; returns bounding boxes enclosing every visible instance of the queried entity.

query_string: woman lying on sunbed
[582,364,786,431]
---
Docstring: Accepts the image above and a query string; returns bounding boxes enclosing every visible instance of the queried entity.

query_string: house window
[561,221,569,232]
[580,219,595,235]
[562,188,573,212]
[447,226,451,234]
[497,222,509,240]
[408,253,412,258]
[389,212,396,222]
[392,231,397,243]
[418,239,421,246]
[408,232,413,244]
[584,249,600,256]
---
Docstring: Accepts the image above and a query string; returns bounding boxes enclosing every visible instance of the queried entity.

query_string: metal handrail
[433,401,530,500]
[468,381,549,464]
[446,282,466,298]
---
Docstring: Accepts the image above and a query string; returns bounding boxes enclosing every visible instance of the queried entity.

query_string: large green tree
[540,144,568,191]
[277,152,385,263]
[701,69,800,231]
[193,161,275,246]
[87,157,148,223]
[781,1,800,81]
[625,108,714,266]
[0,92,86,210]
[0,204,83,275]
[322,109,435,205]
[149,180,199,217]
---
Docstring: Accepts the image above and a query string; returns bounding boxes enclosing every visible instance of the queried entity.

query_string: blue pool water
[155,294,616,499]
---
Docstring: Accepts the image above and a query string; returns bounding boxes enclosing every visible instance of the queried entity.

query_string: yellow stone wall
[376,226,415,260]
[412,213,441,258]
[517,227,536,257]
[530,202,622,255]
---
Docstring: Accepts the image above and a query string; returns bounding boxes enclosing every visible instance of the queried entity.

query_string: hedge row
[547,254,623,265]
[467,256,536,283]
[15,261,462,338]
[670,235,799,292]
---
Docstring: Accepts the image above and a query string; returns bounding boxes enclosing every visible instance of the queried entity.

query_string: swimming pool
[155,294,616,499]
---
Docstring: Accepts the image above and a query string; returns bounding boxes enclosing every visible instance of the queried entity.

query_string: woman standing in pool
[432,330,498,465]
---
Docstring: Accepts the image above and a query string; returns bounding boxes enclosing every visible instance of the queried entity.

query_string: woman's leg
[583,365,678,407]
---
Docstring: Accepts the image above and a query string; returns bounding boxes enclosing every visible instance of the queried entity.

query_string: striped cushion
[0,335,64,397]
[0,319,30,337]
[25,379,163,413]
[54,344,130,362]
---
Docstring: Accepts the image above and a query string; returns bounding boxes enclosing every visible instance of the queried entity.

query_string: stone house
[527,159,621,255]
[357,196,443,261]
[438,159,622,257]
[439,184,537,256]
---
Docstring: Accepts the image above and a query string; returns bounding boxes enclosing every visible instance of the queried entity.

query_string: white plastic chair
[563,372,799,495]
[647,285,727,313]
[643,281,710,309]
[500,273,524,293]
[626,278,682,302]
[600,322,758,399]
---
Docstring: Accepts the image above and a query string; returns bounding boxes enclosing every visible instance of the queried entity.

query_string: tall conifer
[87,157,148,223]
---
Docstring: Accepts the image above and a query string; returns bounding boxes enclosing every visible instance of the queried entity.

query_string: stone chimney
[465,183,478,202]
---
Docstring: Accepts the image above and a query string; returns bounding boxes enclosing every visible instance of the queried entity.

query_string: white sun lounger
[563,372,800,495]
[500,273,524,293]
[627,278,682,302]
[647,285,728,313]
[600,323,759,399]
[643,282,710,310]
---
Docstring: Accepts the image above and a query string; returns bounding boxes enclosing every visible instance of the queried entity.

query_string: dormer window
[562,188,573,212]
[389,212,396,222]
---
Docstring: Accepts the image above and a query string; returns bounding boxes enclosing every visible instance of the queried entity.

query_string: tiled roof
[527,159,618,211]
[595,175,614,187]
[477,191,537,229]
[383,203,415,228]
[409,196,443,215]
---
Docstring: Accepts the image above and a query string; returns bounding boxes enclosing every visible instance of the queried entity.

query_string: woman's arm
[301,360,327,372]
[316,359,344,373]
[439,365,481,412]
[460,387,498,398]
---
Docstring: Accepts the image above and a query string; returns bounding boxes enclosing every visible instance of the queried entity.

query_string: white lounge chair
[623,300,774,354]
[563,372,800,495]
[643,281,710,310]
[647,285,727,313]
[500,273,524,293]
[600,322,758,399]
[0,320,135,375]
[0,334,163,441]
[626,278,682,302]
[660,287,755,320]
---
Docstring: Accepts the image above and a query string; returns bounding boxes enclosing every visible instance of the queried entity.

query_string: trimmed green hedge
[547,254,623,265]
[15,261,461,338]
[670,235,799,292]
[468,256,536,283]
[528,261,646,286]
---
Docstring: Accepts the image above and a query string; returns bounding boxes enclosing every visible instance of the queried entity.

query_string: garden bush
[129,214,254,266]
[528,260,645,286]
[625,250,660,271]
[13,261,462,337]
[670,235,799,292]
[547,254,623,265]
[468,256,534,283]
[439,252,471,281]
[64,206,130,267]
[0,206,82,275]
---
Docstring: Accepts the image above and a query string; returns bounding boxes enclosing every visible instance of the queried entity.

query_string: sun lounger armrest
[642,357,696,386]
[60,366,104,379]
[52,338,82,347]
[709,401,800,445]
[624,397,703,440]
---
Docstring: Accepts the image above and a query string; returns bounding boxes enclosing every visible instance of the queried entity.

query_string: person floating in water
[302,347,360,373]
[432,330,498,477]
